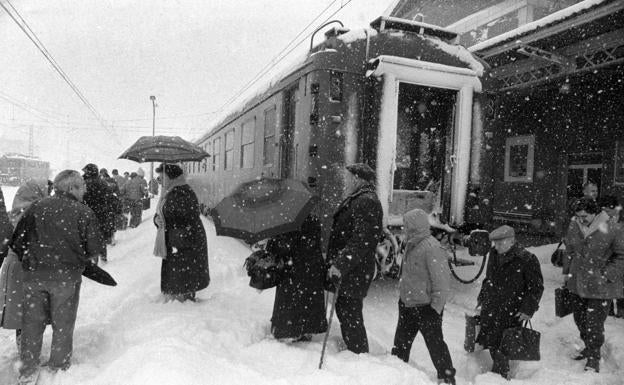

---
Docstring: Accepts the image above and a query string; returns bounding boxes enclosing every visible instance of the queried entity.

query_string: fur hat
[82,163,99,178]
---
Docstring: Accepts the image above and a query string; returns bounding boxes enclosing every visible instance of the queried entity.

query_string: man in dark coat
[154,164,209,301]
[326,163,383,354]
[267,215,327,340]
[475,225,544,379]
[82,163,117,260]
[10,170,104,384]
[563,198,624,372]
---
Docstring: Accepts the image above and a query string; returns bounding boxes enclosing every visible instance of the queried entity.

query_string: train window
[310,83,319,125]
[213,137,221,171]
[241,118,255,169]
[263,107,276,166]
[329,71,343,102]
[224,130,234,171]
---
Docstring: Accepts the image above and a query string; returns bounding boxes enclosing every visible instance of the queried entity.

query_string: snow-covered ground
[0,185,623,385]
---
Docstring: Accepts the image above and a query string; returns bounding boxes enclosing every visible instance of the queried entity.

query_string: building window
[263,107,276,166]
[213,137,221,172]
[203,143,209,173]
[329,71,343,102]
[240,119,255,169]
[504,135,535,183]
[224,130,234,171]
[615,140,624,184]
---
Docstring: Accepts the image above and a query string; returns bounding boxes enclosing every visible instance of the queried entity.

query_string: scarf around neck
[153,175,188,258]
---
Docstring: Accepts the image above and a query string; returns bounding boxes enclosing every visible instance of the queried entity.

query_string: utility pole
[150,95,156,181]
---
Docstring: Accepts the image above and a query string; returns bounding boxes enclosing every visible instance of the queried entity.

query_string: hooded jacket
[399,209,450,314]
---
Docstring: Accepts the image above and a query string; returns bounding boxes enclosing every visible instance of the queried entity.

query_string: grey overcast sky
[0,0,390,173]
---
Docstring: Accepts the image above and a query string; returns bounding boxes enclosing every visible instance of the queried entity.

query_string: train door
[393,83,456,219]
[280,85,298,179]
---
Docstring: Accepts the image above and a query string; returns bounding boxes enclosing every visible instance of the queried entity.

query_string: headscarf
[10,179,48,226]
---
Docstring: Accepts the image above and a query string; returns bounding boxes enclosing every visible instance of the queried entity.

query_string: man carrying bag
[474,225,544,379]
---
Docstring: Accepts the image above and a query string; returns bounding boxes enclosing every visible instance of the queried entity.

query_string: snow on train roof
[196,25,484,143]
[469,0,608,53]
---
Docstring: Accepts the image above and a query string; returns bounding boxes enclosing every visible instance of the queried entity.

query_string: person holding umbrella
[326,163,383,354]
[153,163,209,302]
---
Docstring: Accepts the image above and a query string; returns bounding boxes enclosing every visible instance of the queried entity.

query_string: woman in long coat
[154,164,209,301]
[0,180,48,347]
[266,215,327,340]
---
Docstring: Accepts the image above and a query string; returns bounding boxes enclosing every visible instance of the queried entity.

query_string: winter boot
[437,377,456,385]
[584,358,600,373]
[17,369,40,385]
[573,348,588,361]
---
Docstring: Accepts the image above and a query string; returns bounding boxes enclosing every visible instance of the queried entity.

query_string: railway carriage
[186,16,487,276]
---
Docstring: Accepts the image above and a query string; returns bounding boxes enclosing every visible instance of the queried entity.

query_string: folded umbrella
[83,263,117,286]
[212,178,318,244]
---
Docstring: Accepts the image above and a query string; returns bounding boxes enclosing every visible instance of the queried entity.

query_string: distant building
[0,153,50,185]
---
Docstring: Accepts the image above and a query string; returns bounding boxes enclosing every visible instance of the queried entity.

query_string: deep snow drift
[0,186,623,385]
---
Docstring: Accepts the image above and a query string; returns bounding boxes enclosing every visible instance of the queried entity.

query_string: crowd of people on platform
[0,162,622,384]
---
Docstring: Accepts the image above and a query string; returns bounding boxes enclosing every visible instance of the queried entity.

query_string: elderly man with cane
[324,163,383,355]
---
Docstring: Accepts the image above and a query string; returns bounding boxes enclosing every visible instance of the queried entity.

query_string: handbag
[142,197,151,210]
[555,287,574,318]
[500,320,541,361]
[550,240,565,267]
[244,250,283,290]
[464,313,481,352]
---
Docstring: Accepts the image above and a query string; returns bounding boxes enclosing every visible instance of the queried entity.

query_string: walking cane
[319,279,341,369]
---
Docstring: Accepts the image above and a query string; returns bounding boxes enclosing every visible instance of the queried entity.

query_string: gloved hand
[327,265,341,285]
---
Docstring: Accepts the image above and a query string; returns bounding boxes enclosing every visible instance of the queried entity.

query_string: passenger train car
[186,16,486,252]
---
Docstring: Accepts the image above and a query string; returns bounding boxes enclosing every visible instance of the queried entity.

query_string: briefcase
[464,314,481,352]
[500,320,541,361]
[142,197,151,210]
[555,287,574,318]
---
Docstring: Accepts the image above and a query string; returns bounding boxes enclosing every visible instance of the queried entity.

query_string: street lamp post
[150,95,156,181]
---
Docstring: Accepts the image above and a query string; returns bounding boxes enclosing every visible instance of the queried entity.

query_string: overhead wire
[212,0,354,118]
[0,0,108,129]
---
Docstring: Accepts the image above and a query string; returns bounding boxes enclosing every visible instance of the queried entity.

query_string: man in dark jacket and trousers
[563,197,624,372]
[326,163,383,354]
[475,225,543,379]
[10,170,104,384]
[392,208,455,384]
[82,163,117,259]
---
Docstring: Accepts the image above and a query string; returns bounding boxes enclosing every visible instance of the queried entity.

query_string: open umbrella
[212,178,318,244]
[118,135,210,163]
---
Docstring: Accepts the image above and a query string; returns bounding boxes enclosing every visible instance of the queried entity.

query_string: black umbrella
[212,178,318,244]
[118,135,210,163]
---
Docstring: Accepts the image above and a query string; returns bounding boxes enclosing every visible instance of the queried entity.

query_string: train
[185,16,488,270]
[0,154,50,185]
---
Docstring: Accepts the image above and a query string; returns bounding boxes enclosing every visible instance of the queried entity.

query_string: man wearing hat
[326,163,383,354]
[475,225,544,379]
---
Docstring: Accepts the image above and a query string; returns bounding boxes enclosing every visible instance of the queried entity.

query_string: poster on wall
[615,140,624,184]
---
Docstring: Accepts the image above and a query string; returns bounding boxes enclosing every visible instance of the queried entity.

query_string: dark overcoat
[83,175,117,239]
[476,243,544,349]
[326,184,383,299]
[160,184,210,295]
[267,216,327,339]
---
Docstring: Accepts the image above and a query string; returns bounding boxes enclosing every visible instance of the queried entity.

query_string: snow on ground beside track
[0,193,623,384]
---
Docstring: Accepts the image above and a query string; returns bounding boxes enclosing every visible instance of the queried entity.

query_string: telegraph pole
[150,95,156,181]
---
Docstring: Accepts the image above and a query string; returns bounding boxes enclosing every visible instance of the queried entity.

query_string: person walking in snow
[267,214,327,341]
[121,172,148,228]
[326,163,383,354]
[563,197,624,372]
[0,180,48,355]
[82,163,117,258]
[475,225,543,379]
[391,208,455,384]
[10,170,104,384]
[153,164,209,302]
